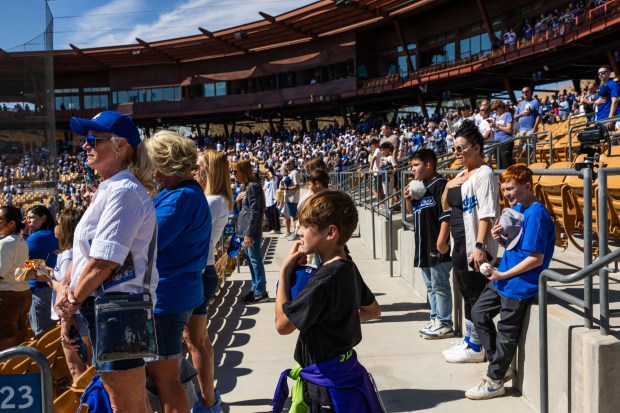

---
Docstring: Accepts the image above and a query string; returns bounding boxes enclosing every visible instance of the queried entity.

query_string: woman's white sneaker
[465,377,505,400]
[444,345,485,363]
[441,339,467,356]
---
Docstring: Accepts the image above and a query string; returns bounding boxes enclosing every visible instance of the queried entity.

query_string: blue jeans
[420,261,453,325]
[245,236,267,296]
[30,287,56,337]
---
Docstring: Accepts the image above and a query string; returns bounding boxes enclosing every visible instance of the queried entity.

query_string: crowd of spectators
[492,1,610,55]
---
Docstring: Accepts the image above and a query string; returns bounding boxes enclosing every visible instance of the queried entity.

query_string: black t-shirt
[447,186,465,239]
[282,259,375,367]
[411,176,451,267]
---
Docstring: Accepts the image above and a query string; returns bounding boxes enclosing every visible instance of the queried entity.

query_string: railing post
[388,206,393,277]
[598,168,609,335]
[539,274,549,413]
[583,166,593,328]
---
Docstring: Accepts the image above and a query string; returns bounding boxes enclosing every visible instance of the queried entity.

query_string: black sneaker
[244,293,270,304]
[242,290,255,302]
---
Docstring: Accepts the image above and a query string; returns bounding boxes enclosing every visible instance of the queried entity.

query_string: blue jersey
[153,180,211,313]
[27,229,58,292]
[495,202,555,299]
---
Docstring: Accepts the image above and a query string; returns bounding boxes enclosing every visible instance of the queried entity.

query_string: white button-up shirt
[70,169,158,303]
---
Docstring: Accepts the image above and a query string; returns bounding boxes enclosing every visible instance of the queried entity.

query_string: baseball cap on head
[70,110,141,149]
[459,104,471,111]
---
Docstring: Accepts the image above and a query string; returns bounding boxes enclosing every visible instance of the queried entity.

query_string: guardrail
[0,346,54,413]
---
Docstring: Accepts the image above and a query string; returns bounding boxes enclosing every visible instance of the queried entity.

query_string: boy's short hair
[369,138,379,146]
[298,190,358,246]
[379,141,393,150]
[307,168,330,188]
[411,149,437,170]
[499,164,533,187]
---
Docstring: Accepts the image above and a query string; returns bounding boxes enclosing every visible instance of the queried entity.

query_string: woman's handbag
[93,226,158,363]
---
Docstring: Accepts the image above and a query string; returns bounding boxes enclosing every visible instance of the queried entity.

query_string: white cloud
[60,0,312,49]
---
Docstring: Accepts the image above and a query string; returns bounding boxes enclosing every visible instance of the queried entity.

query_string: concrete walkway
[207,233,536,413]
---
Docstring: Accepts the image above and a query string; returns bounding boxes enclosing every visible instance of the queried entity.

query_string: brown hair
[499,164,534,187]
[235,159,258,183]
[298,190,357,246]
[57,208,82,252]
[304,157,328,174]
[307,169,330,189]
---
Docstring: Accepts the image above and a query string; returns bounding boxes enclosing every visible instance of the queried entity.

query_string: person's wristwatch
[475,242,487,251]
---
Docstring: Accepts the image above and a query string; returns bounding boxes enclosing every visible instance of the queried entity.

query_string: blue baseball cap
[70,110,141,149]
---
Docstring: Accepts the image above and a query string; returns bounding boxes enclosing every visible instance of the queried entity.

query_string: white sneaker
[418,319,435,336]
[465,377,505,400]
[441,339,467,356]
[422,319,455,340]
[444,345,485,363]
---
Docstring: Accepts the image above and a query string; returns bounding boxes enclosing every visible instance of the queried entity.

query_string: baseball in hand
[480,262,494,277]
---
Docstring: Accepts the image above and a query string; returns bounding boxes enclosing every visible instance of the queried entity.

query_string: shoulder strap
[142,224,158,294]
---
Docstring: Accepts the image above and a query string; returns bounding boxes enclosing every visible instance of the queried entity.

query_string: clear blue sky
[1,0,315,51]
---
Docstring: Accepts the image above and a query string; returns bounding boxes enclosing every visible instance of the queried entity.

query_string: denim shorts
[81,296,146,372]
[150,311,191,359]
[285,202,298,218]
[193,265,219,316]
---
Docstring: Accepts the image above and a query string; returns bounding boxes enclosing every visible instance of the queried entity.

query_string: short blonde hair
[146,130,197,177]
[202,150,234,211]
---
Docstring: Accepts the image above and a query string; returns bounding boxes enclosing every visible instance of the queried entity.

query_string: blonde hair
[236,159,258,183]
[145,130,197,177]
[202,150,234,211]
[111,136,156,195]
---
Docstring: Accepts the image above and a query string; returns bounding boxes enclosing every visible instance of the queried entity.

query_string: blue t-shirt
[495,202,555,299]
[153,180,212,313]
[26,229,59,292]
[596,79,620,120]
[493,111,513,142]
[516,98,540,132]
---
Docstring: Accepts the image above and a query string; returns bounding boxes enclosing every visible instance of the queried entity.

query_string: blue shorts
[192,265,218,316]
[81,296,146,372]
[285,202,298,218]
[150,311,191,359]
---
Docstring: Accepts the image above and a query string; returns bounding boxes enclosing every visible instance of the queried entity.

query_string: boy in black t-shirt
[275,190,381,412]
[404,149,454,339]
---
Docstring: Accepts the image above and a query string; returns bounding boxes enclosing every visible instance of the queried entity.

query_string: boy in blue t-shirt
[466,164,555,400]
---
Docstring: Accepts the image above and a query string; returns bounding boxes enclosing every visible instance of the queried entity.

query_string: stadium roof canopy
[49,0,443,72]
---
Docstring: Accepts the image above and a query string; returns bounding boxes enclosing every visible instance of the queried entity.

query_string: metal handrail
[0,346,54,413]
[539,246,620,413]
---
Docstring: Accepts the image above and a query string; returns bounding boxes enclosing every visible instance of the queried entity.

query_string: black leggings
[451,237,488,321]
[265,204,281,231]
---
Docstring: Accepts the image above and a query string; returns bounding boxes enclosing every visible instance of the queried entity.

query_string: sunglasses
[521,90,531,93]
[83,134,112,147]
[192,165,200,171]
[598,71,609,76]
[454,144,472,153]
[232,170,238,174]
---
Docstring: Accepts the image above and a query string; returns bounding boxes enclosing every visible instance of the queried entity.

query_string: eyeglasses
[83,134,112,147]
[454,144,473,153]
[521,90,531,94]
[598,71,609,76]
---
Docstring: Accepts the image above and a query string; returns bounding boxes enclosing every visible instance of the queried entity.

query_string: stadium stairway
[208,233,535,413]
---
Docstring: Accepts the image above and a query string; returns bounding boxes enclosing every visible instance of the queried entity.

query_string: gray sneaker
[287,234,300,241]
[421,319,455,340]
